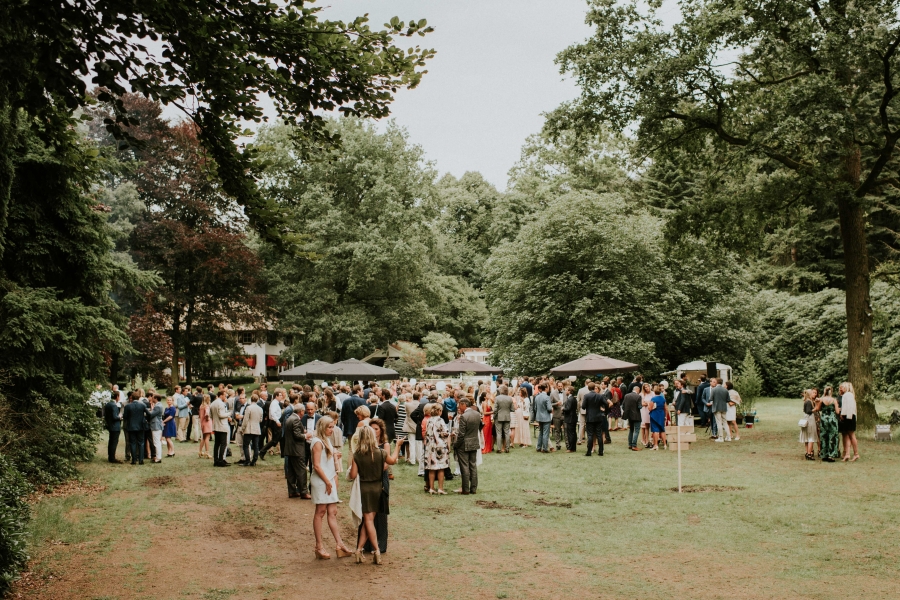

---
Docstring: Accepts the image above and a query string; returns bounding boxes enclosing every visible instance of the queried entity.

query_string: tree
[733,351,764,415]
[1,1,434,244]
[384,341,427,379]
[423,332,458,365]
[550,0,900,423]
[483,191,753,375]
[258,119,485,362]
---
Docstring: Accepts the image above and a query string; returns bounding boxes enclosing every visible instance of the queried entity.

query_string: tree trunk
[170,307,181,387]
[185,300,195,385]
[837,193,876,426]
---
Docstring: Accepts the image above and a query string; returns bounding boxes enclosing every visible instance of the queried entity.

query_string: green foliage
[483,191,753,375]
[0,453,30,596]
[733,351,763,415]
[754,283,900,399]
[423,332,458,365]
[2,1,434,245]
[384,341,427,379]
[259,119,484,361]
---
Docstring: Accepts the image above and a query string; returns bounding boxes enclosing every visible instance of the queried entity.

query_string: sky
[317,1,595,190]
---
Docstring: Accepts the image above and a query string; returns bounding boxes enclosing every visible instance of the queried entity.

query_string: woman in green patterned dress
[816,386,841,462]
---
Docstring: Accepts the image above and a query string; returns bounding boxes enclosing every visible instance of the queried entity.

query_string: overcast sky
[319,1,594,190]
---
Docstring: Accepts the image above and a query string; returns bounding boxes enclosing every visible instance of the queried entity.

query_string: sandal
[851,454,859,462]
[437,489,447,495]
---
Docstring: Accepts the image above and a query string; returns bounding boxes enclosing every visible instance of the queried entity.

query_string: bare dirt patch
[532,498,572,508]
[144,475,175,487]
[475,499,535,518]
[27,480,106,502]
[670,484,745,493]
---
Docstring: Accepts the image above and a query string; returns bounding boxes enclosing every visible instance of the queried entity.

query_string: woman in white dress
[640,383,653,448]
[310,416,353,560]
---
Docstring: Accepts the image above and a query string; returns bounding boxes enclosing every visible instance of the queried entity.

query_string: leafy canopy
[0,0,434,244]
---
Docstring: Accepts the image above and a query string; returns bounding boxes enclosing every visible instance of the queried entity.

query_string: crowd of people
[798,383,860,462]
[93,371,864,565]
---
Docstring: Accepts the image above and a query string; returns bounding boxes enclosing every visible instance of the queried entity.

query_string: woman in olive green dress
[350,425,404,565]
[816,386,841,462]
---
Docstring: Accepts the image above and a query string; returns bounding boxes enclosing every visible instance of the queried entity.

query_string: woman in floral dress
[424,404,450,494]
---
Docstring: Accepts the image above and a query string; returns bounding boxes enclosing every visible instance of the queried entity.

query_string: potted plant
[733,351,762,428]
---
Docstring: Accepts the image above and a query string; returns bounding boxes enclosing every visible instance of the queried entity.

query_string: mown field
[14,397,900,600]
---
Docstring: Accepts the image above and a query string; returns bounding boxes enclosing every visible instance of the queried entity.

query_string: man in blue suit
[103,395,123,463]
[122,392,150,465]
[532,383,553,453]
[340,385,365,436]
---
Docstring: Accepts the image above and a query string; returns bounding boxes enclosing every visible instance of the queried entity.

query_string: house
[233,328,291,379]
[459,348,491,364]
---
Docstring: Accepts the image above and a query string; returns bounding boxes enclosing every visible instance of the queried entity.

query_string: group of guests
[798,382,860,462]
[98,384,182,464]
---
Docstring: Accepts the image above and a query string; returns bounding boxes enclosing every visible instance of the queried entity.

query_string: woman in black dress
[350,425,403,565]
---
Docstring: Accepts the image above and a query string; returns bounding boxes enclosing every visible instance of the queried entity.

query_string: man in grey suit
[709,378,732,442]
[240,395,264,466]
[493,386,514,453]
[533,383,553,453]
[453,398,481,495]
[549,381,566,452]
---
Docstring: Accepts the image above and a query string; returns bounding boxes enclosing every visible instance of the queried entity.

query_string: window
[266,330,278,346]
[283,334,294,346]
[238,331,255,345]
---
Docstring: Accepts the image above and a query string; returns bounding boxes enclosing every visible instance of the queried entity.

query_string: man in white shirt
[576,379,591,444]
[260,388,285,457]
[210,391,232,466]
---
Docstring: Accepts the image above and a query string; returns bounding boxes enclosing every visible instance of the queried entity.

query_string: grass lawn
[16,397,900,600]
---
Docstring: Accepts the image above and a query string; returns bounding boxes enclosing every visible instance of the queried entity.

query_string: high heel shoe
[314,547,331,560]
[373,550,383,565]
[354,549,364,564]
[842,456,849,462]
[336,545,353,558]
[428,489,436,495]
[851,454,860,462]
[437,489,447,495]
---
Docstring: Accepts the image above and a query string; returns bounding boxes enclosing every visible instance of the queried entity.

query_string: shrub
[0,453,31,596]
[733,351,763,414]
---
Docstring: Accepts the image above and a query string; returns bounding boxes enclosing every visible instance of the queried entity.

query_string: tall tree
[258,119,485,361]
[1,1,434,244]
[550,0,900,422]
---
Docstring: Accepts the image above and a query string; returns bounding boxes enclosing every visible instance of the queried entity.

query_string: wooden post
[677,414,682,493]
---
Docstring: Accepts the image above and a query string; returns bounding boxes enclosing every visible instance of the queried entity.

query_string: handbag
[798,417,809,428]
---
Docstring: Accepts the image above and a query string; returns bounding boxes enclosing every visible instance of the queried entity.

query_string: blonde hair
[429,404,443,417]
[842,381,855,394]
[314,416,334,459]
[354,405,371,420]
[354,424,378,458]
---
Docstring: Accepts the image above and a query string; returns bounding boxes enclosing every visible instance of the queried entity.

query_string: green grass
[22,397,900,600]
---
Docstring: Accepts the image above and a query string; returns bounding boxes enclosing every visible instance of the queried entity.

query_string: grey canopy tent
[422,357,503,376]
[549,354,639,377]
[305,358,400,381]
[278,360,332,381]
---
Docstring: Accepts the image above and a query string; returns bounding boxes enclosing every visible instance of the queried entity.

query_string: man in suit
[621,388,643,450]
[123,392,149,465]
[493,385,514,453]
[562,385,579,451]
[709,378,731,442]
[340,385,366,438]
[695,375,711,427]
[210,390,231,466]
[373,391,398,441]
[532,383,553,453]
[673,379,693,426]
[104,395,123,463]
[581,382,608,457]
[240,394,264,466]
[549,381,566,451]
[599,381,613,445]
[259,387,285,459]
[576,379,591,444]
[453,398,481,495]
[283,405,311,499]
